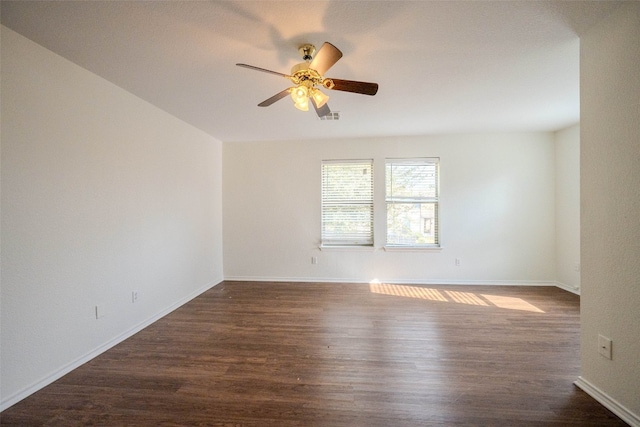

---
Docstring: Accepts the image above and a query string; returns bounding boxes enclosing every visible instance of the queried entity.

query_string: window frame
[320,159,374,247]
[384,157,440,249]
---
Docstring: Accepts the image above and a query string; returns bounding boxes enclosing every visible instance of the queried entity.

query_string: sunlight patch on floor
[481,294,544,313]
[369,282,447,301]
[444,290,488,306]
[369,282,545,313]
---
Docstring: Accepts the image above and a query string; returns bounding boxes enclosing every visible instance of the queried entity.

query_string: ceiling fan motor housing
[289,64,334,91]
[290,62,311,75]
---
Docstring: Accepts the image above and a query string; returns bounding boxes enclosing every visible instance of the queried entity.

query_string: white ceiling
[1,1,621,142]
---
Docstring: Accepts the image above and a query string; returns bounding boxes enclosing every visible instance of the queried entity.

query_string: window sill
[383,245,442,252]
[319,245,376,251]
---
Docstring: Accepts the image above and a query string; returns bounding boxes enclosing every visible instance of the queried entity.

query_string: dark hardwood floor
[1,282,627,426]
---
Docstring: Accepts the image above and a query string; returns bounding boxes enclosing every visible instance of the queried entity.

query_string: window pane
[323,162,373,202]
[386,202,437,245]
[386,161,437,201]
[322,160,373,245]
[385,158,439,246]
[322,204,373,244]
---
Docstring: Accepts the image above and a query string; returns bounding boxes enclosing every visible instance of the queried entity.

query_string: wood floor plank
[1,282,627,426]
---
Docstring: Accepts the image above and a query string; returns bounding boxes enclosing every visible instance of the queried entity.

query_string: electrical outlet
[132,291,139,303]
[95,305,104,319]
[312,256,318,265]
[598,334,612,360]
[455,258,461,267]
[574,262,581,272]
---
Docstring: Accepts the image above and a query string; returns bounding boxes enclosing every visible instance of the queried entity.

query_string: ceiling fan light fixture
[291,85,310,111]
[311,88,329,108]
[291,85,308,102]
[293,98,309,111]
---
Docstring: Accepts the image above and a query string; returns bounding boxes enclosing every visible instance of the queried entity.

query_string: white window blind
[386,158,439,246]
[321,160,374,246]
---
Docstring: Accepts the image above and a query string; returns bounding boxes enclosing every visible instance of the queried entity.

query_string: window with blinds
[386,158,439,247]
[321,160,374,246]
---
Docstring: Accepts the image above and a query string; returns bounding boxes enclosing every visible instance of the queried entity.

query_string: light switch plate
[598,334,612,360]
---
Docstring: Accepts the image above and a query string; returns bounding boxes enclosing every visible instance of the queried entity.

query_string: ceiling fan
[236,42,378,117]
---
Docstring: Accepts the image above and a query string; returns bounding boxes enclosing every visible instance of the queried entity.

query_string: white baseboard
[575,376,640,426]
[555,281,581,295]
[0,279,222,412]
[224,275,558,287]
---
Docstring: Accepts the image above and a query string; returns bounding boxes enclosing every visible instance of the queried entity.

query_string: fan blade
[236,63,291,78]
[309,42,343,75]
[258,89,291,107]
[311,98,331,118]
[329,78,379,96]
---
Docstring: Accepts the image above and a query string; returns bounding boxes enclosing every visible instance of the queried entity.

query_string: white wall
[223,133,556,285]
[0,26,224,409]
[554,124,580,292]
[577,2,640,423]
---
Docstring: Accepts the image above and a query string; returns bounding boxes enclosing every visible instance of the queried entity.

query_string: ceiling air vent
[319,112,340,121]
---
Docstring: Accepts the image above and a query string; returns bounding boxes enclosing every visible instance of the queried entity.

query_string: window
[386,158,439,247]
[321,160,374,246]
